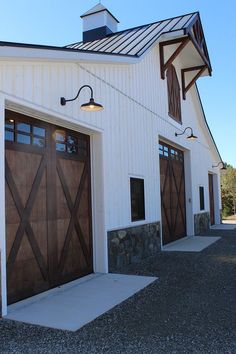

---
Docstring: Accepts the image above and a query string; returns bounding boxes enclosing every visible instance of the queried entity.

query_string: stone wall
[108,222,161,272]
[194,212,210,235]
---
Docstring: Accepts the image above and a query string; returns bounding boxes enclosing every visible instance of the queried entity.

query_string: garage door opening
[159,141,186,245]
[5,110,93,304]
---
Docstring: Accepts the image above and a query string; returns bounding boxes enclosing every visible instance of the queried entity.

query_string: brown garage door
[159,141,186,245]
[5,110,93,304]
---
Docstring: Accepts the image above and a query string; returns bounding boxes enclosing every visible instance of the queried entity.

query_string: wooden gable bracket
[184,14,212,76]
[159,37,190,80]
[181,65,207,100]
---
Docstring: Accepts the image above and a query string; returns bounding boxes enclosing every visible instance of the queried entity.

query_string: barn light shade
[80,98,103,112]
[212,161,227,170]
[175,127,197,141]
[60,84,103,112]
[187,132,198,141]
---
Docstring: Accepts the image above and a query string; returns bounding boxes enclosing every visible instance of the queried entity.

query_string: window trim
[199,186,205,211]
[130,177,145,222]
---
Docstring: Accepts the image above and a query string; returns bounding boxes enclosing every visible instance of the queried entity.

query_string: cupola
[81,3,119,43]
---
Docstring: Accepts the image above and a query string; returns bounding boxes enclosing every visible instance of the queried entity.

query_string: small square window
[5,130,14,141]
[33,126,45,137]
[67,135,78,154]
[55,131,65,142]
[17,122,31,133]
[33,137,45,147]
[17,133,30,145]
[199,186,205,211]
[130,178,145,222]
[5,119,14,129]
[56,143,66,152]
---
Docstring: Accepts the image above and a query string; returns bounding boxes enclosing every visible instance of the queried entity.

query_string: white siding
[0,43,221,233]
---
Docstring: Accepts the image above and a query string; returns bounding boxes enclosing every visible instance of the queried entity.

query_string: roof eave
[0,41,139,64]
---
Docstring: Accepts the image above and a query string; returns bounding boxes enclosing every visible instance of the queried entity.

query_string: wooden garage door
[5,110,93,304]
[159,142,186,245]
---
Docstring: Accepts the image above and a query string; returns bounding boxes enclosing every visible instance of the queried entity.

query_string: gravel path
[0,229,235,354]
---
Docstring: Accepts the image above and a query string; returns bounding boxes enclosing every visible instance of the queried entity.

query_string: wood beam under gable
[181,65,207,100]
[159,37,190,79]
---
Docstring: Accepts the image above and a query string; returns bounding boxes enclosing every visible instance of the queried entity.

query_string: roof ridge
[65,11,199,48]
[107,11,198,37]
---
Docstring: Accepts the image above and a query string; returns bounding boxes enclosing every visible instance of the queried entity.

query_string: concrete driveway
[0,227,235,353]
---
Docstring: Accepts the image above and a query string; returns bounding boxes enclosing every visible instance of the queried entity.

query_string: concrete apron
[211,222,236,230]
[162,236,221,252]
[4,273,157,331]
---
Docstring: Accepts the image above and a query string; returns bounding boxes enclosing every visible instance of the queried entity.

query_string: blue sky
[0,0,235,166]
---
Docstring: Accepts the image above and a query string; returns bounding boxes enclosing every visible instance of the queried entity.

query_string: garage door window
[5,118,45,147]
[55,129,88,156]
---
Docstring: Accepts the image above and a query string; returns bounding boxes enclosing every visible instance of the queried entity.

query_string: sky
[0,0,235,167]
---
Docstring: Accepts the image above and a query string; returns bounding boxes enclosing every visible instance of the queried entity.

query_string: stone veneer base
[194,212,210,235]
[108,222,160,273]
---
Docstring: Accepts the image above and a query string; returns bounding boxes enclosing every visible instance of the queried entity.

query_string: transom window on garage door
[5,117,46,147]
[54,129,87,156]
[5,115,88,157]
[159,142,183,162]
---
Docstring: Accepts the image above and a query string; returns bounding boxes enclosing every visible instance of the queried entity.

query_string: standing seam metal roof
[66,12,197,57]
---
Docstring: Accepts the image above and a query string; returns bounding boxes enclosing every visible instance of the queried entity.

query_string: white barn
[0,4,223,315]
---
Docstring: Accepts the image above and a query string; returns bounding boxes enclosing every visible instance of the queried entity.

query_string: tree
[221,164,236,217]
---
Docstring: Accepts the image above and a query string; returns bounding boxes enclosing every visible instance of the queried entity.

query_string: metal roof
[66,12,197,57]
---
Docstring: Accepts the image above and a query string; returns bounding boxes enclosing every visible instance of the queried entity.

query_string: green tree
[221,164,236,216]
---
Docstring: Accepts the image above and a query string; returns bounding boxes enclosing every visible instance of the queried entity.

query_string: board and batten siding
[0,43,220,234]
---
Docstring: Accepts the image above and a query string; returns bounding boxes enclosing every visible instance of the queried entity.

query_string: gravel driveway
[0,228,235,354]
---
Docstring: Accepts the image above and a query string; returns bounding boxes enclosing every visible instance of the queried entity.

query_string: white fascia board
[0,45,140,65]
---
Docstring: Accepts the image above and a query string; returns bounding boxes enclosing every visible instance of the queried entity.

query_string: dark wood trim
[56,160,90,274]
[4,141,46,155]
[167,64,182,122]
[5,157,48,281]
[181,65,207,99]
[159,13,211,83]
[46,124,58,285]
[185,14,212,74]
[159,37,190,79]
